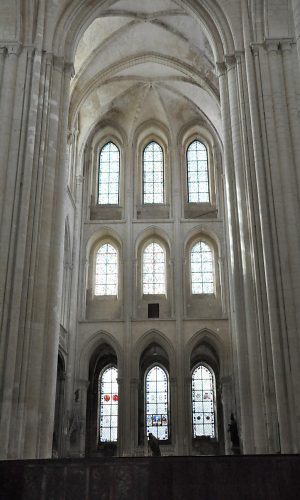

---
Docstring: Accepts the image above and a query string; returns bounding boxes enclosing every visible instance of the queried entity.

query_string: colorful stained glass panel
[192,365,215,438]
[98,366,118,443]
[145,366,169,440]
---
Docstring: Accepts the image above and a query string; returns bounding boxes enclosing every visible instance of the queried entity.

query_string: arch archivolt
[131,328,176,378]
[135,226,172,259]
[184,226,222,258]
[79,330,123,381]
[186,328,224,360]
[52,0,235,63]
[69,53,220,128]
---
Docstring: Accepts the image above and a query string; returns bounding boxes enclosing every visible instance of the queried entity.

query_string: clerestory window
[142,242,166,295]
[187,140,209,203]
[98,142,120,205]
[95,243,118,296]
[191,364,216,438]
[145,365,169,441]
[143,141,164,204]
[190,241,214,294]
[98,366,118,443]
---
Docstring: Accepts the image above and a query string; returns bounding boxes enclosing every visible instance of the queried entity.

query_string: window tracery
[143,141,164,204]
[191,364,216,438]
[98,142,120,205]
[142,242,166,295]
[98,366,118,443]
[187,140,209,203]
[95,243,118,296]
[145,365,169,441]
[190,241,214,294]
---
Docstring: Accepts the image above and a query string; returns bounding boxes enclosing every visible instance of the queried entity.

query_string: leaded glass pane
[143,142,164,204]
[192,365,215,438]
[145,366,169,440]
[187,140,210,203]
[143,242,166,294]
[191,241,214,294]
[98,366,118,443]
[98,142,120,205]
[95,243,118,296]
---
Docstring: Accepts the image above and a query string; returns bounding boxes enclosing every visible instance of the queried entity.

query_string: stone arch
[185,328,226,454]
[177,118,223,153]
[135,226,172,259]
[132,328,176,379]
[79,330,123,381]
[184,225,222,257]
[52,0,235,64]
[186,328,224,373]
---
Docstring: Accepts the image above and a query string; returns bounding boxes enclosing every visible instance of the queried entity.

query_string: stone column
[280,40,300,194]
[36,58,74,458]
[227,52,267,453]
[0,46,6,92]
[242,28,290,451]
[0,45,19,219]
[0,51,73,459]
[130,377,139,455]
[292,0,300,69]
[220,376,233,455]
[265,40,300,450]
[217,60,254,454]
[0,45,40,459]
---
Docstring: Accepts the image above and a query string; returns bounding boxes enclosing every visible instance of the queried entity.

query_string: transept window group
[97,139,210,207]
[97,362,217,444]
[94,239,214,297]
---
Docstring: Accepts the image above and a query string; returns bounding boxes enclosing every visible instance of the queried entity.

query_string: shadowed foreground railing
[0,454,300,500]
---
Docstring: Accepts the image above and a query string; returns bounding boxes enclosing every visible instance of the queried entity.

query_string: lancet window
[187,140,209,203]
[143,141,164,204]
[98,142,120,205]
[145,365,169,440]
[190,241,214,294]
[98,366,119,443]
[142,242,166,295]
[95,243,118,296]
[191,364,216,438]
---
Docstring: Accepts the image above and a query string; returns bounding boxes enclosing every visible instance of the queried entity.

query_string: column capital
[215,61,227,77]
[250,43,260,56]
[280,39,295,52]
[224,54,237,69]
[263,39,280,53]
[4,43,22,56]
[64,61,75,78]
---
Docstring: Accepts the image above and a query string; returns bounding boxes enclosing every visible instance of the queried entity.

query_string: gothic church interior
[1,0,300,461]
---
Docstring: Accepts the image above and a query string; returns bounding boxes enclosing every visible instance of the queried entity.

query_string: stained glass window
[187,140,210,203]
[98,366,118,443]
[145,365,169,440]
[98,142,120,204]
[190,241,214,294]
[95,243,118,296]
[192,364,216,438]
[143,141,164,204]
[143,242,166,295]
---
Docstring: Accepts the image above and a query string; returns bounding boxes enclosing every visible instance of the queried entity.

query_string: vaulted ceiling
[70,0,221,148]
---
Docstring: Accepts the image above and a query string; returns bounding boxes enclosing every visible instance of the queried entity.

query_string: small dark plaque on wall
[148,303,159,318]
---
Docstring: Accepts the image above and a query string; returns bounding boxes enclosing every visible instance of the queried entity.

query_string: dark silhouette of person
[148,433,161,456]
